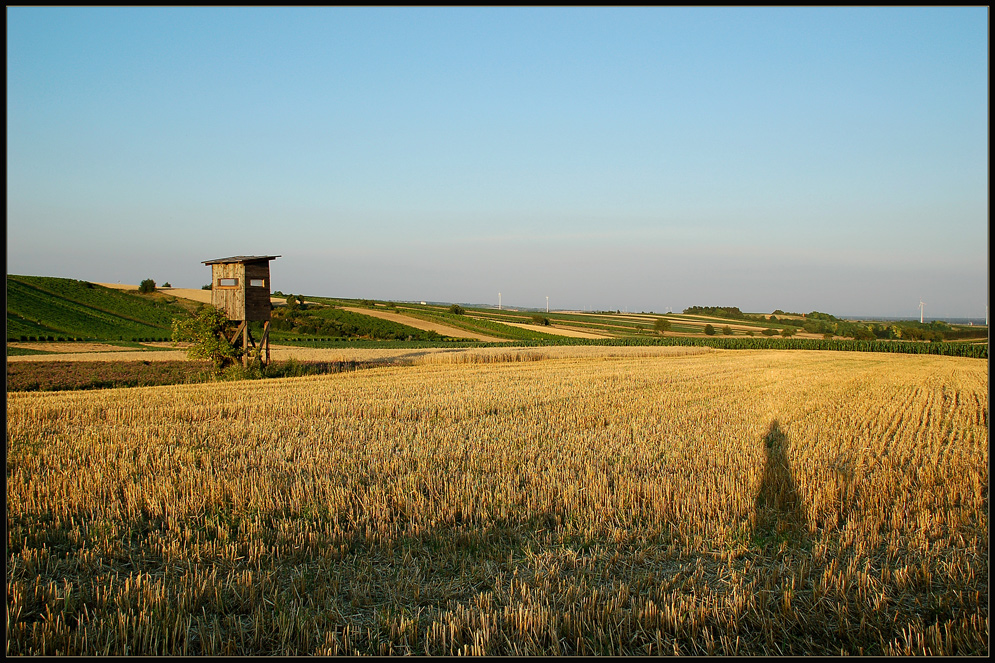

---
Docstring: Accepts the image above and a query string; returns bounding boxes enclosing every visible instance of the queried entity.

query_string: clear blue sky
[7,7,988,317]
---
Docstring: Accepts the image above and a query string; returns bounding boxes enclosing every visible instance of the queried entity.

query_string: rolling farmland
[6,347,988,655]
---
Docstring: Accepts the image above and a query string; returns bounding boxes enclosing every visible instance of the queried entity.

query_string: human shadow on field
[753,420,808,547]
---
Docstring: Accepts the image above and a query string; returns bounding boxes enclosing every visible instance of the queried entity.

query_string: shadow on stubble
[753,420,808,546]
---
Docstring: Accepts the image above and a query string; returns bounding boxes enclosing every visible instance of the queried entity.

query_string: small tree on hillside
[654,318,671,334]
[139,278,156,294]
[171,305,241,371]
[449,304,465,315]
[722,325,733,335]
[704,324,716,336]
[531,314,551,326]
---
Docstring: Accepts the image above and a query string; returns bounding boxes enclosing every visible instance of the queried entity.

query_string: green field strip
[8,278,174,329]
[7,276,183,340]
[7,286,166,338]
[9,277,178,328]
[269,305,443,341]
[6,312,64,337]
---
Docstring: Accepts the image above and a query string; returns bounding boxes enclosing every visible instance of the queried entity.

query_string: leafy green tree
[449,304,465,315]
[703,324,716,336]
[722,325,733,335]
[531,314,551,326]
[852,327,876,341]
[171,305,241,371]
[781,327,797,337]
[139,278,156,294]
[654,317,671,334]
[762,328,779,337]
[202,284,212,290]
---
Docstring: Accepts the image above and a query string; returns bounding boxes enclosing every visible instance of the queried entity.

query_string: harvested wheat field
[6,349,988,655]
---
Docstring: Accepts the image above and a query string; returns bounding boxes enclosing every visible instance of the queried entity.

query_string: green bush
[654,318,671,334]
[704,324,716,336]
[138,279,156,294]
[449,304,465,315]
[171,305,242,371]
[531,314,551,326]
[722,326,733,335]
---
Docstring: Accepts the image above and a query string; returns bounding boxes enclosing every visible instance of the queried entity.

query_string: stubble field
[5,348,988,655]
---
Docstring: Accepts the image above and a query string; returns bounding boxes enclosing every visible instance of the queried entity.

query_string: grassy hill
[6,276,190,341]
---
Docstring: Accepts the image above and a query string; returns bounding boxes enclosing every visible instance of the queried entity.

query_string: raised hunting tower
[203,255,280,366]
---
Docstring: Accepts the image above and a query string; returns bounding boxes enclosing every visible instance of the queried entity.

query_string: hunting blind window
[218,278,238,287]
[249,278,266,287]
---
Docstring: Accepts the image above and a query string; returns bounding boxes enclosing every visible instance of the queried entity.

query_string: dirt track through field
[340,307,506,342]
[491,320,612,339]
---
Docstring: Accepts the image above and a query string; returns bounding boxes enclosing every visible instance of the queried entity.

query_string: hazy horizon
[7,7,988,319]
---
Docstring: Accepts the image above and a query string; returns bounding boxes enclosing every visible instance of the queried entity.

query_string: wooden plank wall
[211,263,246,320]
[210,261,272,321]
[243,263,272,321]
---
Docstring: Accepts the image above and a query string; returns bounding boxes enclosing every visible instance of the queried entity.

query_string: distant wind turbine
[919,299,926,324]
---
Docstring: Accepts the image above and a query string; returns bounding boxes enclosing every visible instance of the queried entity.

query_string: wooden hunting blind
[203,255,280,366]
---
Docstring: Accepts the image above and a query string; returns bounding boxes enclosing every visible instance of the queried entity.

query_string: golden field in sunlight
[6,349,988,655]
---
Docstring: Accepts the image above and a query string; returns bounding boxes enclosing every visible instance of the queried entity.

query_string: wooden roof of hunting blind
[202,255,281,265]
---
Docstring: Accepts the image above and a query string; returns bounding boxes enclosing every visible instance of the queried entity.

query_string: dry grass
[7,349,192,363]
[7,342,143,354]
[6,349,988,655]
